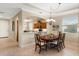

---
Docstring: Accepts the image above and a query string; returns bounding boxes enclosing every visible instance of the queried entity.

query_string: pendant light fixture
[47,3,61,25]
[47,6,56,24]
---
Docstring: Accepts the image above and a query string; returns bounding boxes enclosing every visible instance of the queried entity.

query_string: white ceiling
[0,3,79,19]
[27,3,79,18]
[29,3,79,13]
[0,3,23,19]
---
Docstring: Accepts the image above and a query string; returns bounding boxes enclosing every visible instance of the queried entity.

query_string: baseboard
[0,37,8,38]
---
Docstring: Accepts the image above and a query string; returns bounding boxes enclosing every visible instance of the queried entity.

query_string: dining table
[40,34,59,42]
[40,34,59,50]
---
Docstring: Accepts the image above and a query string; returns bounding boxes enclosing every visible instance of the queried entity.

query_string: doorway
[16,19,19,42]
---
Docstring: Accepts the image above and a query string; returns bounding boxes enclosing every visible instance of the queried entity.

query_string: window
[62,16,78,33]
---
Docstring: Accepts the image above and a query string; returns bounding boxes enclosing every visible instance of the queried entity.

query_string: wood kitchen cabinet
[34,21,47,29]
[41,22,46,29]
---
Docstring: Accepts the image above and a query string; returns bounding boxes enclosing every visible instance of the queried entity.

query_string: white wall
[65,33,79,43]
[8,19,15,40]
[19,11,34,48]
[8,11,22,42]
[0,20,9,37]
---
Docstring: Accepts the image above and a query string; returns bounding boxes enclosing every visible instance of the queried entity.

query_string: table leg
[45,41,48,51]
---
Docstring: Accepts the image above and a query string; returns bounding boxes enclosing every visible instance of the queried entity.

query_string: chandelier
[47,3,61,25]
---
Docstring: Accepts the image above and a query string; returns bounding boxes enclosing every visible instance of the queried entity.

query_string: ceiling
[29,3,79,13]
[0,3,79,19]
[0,3,23,19]
[27,3,79,18]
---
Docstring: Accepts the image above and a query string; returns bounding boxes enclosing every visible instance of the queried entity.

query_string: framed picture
[12,21,15,31]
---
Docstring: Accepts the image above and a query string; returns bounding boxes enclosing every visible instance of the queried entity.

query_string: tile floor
[0,38,79,56]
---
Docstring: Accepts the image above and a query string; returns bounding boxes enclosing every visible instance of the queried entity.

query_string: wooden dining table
[40,34,59,42]
[40,34,59,50]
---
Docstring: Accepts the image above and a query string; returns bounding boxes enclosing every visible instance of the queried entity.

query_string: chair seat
[41,42,45,45]
[50,41,57,44]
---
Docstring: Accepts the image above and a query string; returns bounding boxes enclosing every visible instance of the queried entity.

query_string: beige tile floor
[0,38,79,56]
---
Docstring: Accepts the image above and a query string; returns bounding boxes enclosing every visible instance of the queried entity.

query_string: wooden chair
[56,33,66,50]
[50,39,63,52]
[60,33,66,49]
[34,34,47,54]
[49,32,63,52]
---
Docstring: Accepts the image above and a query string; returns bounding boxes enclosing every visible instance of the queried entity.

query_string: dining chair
[49,32,63,52]
[34,34,47,54]
[56,33,66,50]
[50,39,62,52]
[60,33,66,49]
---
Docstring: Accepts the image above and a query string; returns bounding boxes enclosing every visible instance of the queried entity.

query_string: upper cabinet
[34,21,47,29]
[41,22,47,29]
